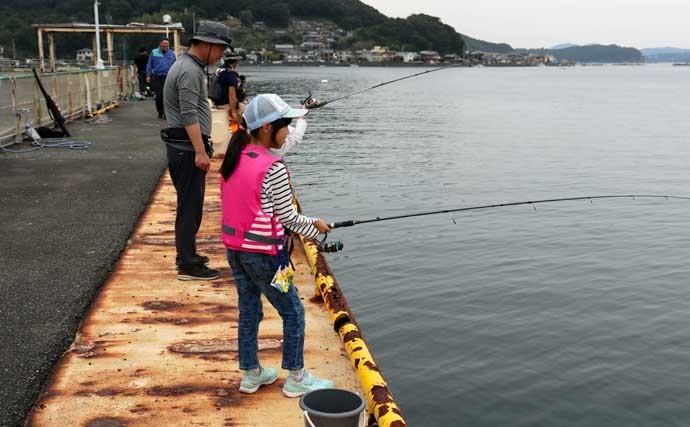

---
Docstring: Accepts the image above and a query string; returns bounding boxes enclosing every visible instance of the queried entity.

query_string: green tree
[260,2,290,28]
[406,14,464,54]
[239,10,255,26]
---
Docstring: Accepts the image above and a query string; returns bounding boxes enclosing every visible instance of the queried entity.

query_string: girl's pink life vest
[220,145,285,256]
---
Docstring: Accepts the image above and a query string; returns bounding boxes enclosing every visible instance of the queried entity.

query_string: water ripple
[247,64,690,427]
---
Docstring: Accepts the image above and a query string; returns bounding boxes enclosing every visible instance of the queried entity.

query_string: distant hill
[0,0,512,58]
[641,47,690,63]
[550,43,577,50]
[519,44,643,63]
[558,44,643,63]
[462,34,513,53]
[349,14,465,54]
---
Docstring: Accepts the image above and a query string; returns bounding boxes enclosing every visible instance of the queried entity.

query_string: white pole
[94,0,104,69]
[162,14,172,39]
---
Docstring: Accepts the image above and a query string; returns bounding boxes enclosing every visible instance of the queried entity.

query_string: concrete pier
[0,101,361,426]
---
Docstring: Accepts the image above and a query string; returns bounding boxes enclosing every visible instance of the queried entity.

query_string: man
[146,38,176,118]
[161,21,231,280]
[213,50,246,125]
[133,47,149,96]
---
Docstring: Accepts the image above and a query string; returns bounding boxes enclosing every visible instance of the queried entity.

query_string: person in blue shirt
[146,38,176,118]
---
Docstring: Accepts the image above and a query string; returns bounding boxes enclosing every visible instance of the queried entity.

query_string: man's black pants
[151,74,167,115]
[166,145,207,266]
[137,70,148,95]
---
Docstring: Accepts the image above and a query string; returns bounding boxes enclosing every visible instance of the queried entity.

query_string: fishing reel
[301,91,327,109]
[301,91,318,108]
[317,234,344,253]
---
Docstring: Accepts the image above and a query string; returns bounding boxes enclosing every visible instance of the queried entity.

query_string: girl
[220,94,334,397]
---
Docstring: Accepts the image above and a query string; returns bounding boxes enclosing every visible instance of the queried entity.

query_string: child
[219,94,334,397]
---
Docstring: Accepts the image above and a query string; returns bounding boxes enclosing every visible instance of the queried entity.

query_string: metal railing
[0,66,136,143]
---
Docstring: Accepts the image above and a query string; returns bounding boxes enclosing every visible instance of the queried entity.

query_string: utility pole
[94,0,104,69]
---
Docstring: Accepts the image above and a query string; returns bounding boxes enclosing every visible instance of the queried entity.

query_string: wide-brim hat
[189,20,232,46]
[223,49,242,62]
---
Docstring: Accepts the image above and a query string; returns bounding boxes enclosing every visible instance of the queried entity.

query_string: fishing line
[328,195,690,229]
[302,62,466,109]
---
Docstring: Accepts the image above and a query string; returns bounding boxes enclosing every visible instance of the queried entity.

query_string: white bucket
[210,108,230,157]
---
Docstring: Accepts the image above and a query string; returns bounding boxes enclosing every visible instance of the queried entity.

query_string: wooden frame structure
[32,23,185,73]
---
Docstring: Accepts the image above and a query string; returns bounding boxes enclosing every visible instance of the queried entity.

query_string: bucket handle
[304,410,317,427]
[303,410,367,427]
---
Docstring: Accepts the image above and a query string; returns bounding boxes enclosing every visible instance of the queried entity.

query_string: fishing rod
[302,62,466,109]
[32,69,70,137]
[327,195,690,229]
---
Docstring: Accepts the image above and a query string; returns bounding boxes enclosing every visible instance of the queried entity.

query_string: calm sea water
[246,64,690,427]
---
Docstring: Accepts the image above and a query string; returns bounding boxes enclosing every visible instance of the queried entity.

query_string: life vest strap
[223,224,283,245]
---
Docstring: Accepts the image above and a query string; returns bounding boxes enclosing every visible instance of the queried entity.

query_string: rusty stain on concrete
[84,418,128,427]
[168,338,281,354]
[27,160,361,426]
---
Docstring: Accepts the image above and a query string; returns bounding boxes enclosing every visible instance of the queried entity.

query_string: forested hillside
[348,14,466,55]
[461,33,513,53]
[519,45,644,63]
[0,0,511,58]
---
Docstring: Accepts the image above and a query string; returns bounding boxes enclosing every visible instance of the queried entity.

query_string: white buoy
[321,79,328,83]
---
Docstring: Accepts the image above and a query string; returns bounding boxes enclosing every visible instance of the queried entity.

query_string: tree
[406,14,464,55]
[239,10,255,26]
[254,0,290,28]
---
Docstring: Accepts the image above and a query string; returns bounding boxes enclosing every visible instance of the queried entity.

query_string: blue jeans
[227,249,305,371]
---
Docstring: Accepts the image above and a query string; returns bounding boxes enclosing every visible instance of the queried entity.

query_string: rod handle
[330,220,356,229]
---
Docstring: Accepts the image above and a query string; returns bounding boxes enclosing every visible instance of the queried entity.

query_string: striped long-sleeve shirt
[261,162,320,239]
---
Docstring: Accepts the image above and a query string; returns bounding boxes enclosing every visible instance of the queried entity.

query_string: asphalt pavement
[0,100,168,427]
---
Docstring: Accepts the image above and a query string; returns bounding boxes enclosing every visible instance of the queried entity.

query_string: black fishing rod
[32,69,70,137]
[328,195,690,229]
[302,62,466,109]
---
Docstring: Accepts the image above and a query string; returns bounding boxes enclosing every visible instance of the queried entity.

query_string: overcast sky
[361,0,690,49]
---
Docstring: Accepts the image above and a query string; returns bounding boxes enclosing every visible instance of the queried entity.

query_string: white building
[301,41,325,50]
[76,48,93,62]
[335,51,355,62]
[274,44,295,52]
[400,52,420,63]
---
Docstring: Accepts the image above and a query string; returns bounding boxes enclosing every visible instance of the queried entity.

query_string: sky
[361,0,690,49]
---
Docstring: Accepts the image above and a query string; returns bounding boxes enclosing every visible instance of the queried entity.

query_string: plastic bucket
[299,389,366,427]
[210,108,230,157]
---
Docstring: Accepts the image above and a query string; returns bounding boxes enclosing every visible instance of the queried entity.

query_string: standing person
[213,49,246,125]
[146,38,176,119]
[219,94,334,397]
[161,21,231,280]
[133,47,149,97]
